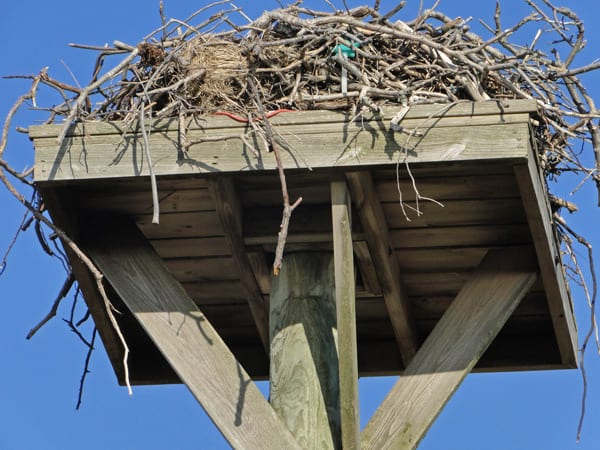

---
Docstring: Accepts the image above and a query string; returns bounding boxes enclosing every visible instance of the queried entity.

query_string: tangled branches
[24,1,597,203]
[1,0,599,419]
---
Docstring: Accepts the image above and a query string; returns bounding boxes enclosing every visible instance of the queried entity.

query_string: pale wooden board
[163,257,239,282]
[346,171,418,366]
[514,154,578,367]
[361,249,537,449]
[29,100,537,139]
[33,120,531,181]
[83,219,300,450]
[150,237,231,258]
[208,177,270,351]
[78,187,215,214]
[331,179,360,450]
[269,253,340,449]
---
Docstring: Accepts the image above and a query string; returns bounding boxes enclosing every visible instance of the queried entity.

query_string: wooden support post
[361,249,537,450]
[346,171,418,366]
[331,179,360,450]
[208,177,270,352]
[270,252,341,449]
[514,153,577,366]
[82,219,299,450]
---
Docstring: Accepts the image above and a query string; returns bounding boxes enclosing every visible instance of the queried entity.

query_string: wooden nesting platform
[30,99,577,386]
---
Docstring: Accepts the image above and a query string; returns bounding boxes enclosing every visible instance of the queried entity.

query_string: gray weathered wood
[82,219,300,450]
[361,248,537,450]
[208,177,270,351]
[353,241,382,295]
[39,187,127,384]
[32,102,533,182]
[346,171,418,366]
[331,180,360,450]
[514,153,578,367]
[270,252,341,449]
[29,100,537,140]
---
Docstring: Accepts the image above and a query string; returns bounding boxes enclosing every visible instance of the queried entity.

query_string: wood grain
[514,153,578,367]
[270,252,340,449]
[331,179,360,450]
[83,219,299,450]
[208,177,270,351]
[346,171,418,366]
[361,249,537,450]
[33,111,531,182]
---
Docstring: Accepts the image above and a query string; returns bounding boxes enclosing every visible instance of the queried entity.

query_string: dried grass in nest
[1,1,599,428]
[180,36,248,110]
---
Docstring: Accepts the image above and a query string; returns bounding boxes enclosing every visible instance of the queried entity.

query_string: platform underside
[37,161,571,383]
[31,100,577,384]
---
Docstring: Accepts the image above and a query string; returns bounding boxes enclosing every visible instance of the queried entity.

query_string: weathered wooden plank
[353,241,382,296]
[246,250,273,295]
[208,177,270,351]
[346,171,418,366]
[361,249,537,450]
[331,179,360,450]
[242,223,531,249]
[33,121,531,182]
[514,154,578,367]
[150,236,231,258]
[79,187,215,214]
[38,187,127,384]
[29,100,537,139]
[390,223,532,248]
[182,280,248,302]
[163,257,239,282]
[409,291,550,318]
[82,219,300,450]
[270,253,340,449]
[376,173,520,202]
[383,198,526,228]
[243,198,525,237]
[136,211,223,239]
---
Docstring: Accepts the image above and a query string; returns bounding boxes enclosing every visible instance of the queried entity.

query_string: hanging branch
[27,273,75,339]
[247,74,302,275]
[76,327,97,410]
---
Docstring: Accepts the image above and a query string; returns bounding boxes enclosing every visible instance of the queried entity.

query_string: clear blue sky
[1,1,599,449]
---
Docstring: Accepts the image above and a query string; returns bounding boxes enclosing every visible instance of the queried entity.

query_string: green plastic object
[332,42,360,58]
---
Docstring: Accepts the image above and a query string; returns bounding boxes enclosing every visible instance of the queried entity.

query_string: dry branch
[1,0,600,426]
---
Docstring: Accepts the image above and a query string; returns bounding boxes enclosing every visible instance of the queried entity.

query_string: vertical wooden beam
[208,177,270,351]
[331,179,360,450]
[83,219,299,450]
[361,249,537,450]
[345,171,418,366]
[270,252,341,449]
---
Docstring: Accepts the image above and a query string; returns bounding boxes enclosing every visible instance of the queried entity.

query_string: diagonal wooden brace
[82,219,299,450]
[361,248,537,450]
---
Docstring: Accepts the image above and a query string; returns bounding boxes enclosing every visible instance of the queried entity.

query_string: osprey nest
[38,1,599,197]
[1,0,599,420]
[4,0,598,287]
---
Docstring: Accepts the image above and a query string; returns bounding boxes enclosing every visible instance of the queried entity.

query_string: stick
[247,75,302,275]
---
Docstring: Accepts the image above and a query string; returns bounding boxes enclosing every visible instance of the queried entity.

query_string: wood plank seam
[361,248,537,449]
[208,177,271,353]
[346,171,419,367]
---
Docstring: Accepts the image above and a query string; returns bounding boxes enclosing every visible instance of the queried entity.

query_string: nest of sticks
[1,0,599,419]
[36,1,597,196]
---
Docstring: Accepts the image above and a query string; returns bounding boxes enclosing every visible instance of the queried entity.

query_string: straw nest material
[39,1,597,198]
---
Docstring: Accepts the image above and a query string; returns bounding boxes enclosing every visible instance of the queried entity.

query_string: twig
[27,273,75,339]
[76,327,97,410]
[247,75,302,275]
[138,101,160,224]
[56,48,139,146]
